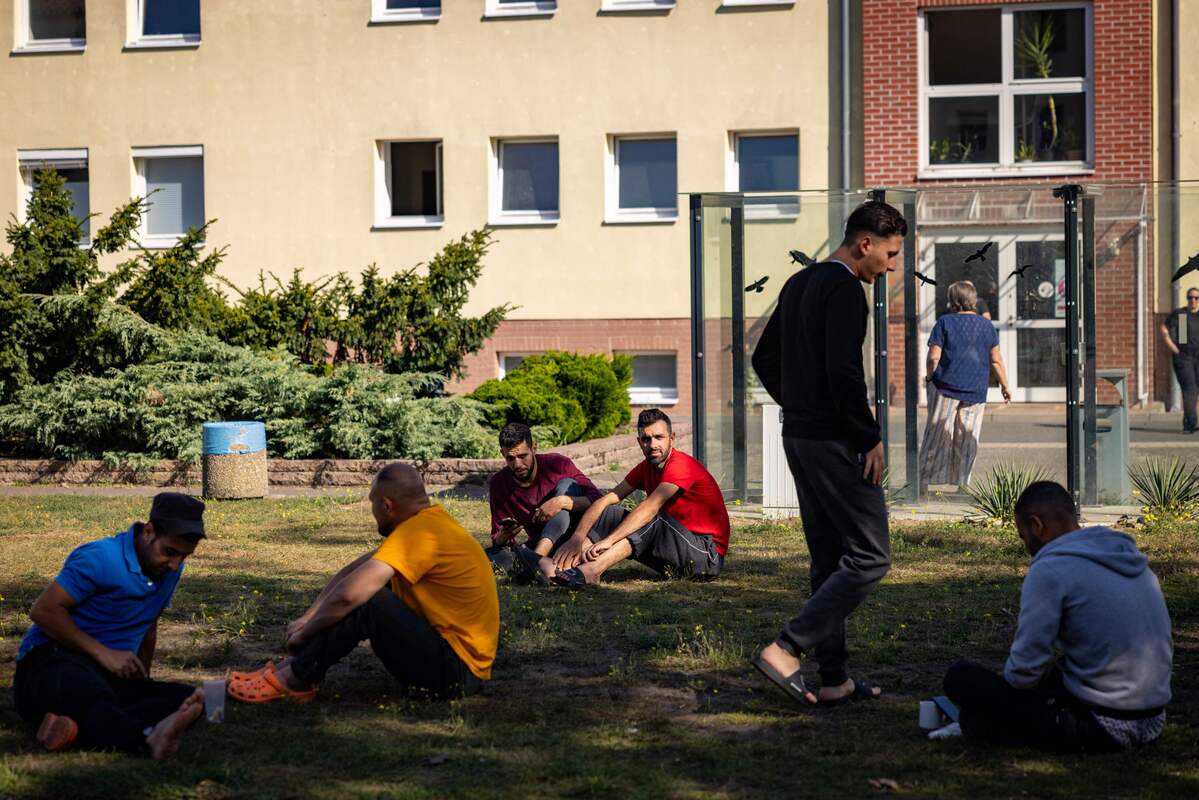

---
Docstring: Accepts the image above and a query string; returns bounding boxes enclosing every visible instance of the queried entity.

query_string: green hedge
[468,352,632,444]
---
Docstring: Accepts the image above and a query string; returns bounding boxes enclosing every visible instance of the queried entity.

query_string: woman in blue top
[919,280,1011,493]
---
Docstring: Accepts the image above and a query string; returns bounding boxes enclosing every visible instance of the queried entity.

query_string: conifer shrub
[468,352,633,444]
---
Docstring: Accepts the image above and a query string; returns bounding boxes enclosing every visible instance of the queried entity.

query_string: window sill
[489,211,559,227]
[11,41,85,55]
[138,234,203,250]
[918,163,1094,180]
[629,391,679,406]
[370,8,441,23]
[604,209,678,225]
[124,36,201,51]
[744,203,800,221]
[373,216,445,230]
[721,0,795,6]
[484,3,556,19]
[601,0,675,11]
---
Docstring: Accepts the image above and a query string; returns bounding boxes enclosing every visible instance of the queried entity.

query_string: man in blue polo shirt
[14,492,208,759]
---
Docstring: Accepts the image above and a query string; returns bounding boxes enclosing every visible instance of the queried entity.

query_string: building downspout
[1171,0,1181,409]
[842,0,851,189]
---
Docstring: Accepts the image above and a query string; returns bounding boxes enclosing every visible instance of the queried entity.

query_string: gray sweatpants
[777,437,890,686]
[589,505,723,578]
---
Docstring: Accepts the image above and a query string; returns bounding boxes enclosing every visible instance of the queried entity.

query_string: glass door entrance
[921,233,1066,402]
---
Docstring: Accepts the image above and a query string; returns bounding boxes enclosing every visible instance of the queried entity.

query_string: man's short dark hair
[148,492,206,541]
[842,201,909,246]
[499,422,533,450]
[636,408,671,433]
[1014,481,1077,522]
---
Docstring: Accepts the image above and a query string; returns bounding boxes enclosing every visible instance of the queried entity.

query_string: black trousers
[14,644,195,754]
[776,437,890,687]
[589,505,723,578]
[486,478,588,570]
[290,587,481,699]
[1173,352,1199,431]
[943,660,1121,753]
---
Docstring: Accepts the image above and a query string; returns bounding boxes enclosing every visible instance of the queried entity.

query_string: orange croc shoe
[229,661,275,686]
[227,669,316,705]
[37,713,78,752]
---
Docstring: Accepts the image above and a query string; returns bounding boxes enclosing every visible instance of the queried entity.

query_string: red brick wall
[863,0,1156,405]
[449,318,694,417]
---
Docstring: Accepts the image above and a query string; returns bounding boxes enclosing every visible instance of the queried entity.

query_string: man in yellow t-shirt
[228,463,499,703]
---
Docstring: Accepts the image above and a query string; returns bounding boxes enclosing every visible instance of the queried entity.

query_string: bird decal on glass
[789,250,815,267]
[745,276,769,293]
[1009,264,1035,280]
[1171,253,1199,283]
[913,271,936,286]
[964,242,993,264]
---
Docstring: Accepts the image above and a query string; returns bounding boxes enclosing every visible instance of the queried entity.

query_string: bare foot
[577,562,602,585]
[758,642,817,704]
[536,555,558,580]
[817,678,882,703]
[146,688,204,760]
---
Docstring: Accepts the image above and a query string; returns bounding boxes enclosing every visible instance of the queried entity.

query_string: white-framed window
[17,148,90,243]
[728,131,799,218]
[485,0,556,19]
[371,0,440,24]
[624,352,678,406]
[497,352,535,378]
[919,3,1092,178]
[13,0,86,53]
[605,135,677,224]
[374,140,443,229]
[601,0,675,11]
[127,0,200,49]
[132,146,205,248]
[490,138,559,226]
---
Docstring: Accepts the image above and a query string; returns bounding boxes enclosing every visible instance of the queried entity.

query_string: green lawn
[1,494,1196,799]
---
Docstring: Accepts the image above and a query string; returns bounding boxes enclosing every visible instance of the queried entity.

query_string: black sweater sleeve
[824,282,881,453]
[751,305,784,405]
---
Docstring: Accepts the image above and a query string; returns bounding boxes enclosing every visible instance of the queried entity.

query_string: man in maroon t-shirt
[486,423,603,580]
[529,409,730,587]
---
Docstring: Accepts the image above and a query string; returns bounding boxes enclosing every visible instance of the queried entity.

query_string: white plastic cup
[918,700,942,730]
[203,680,226,723]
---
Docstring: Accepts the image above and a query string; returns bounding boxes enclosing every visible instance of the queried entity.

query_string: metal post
[1082,196,1098,504]
[1054,184,1084,514]
[869,189,889,470]
[689,194,706,464]
[730,205,747,501]
[903,197,919,501]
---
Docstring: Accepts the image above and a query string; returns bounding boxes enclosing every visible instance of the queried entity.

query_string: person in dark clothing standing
[1159,289,1199,433]
[749,200,907,707]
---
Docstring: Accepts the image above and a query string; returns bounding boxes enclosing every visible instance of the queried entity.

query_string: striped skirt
[919,383,987,491]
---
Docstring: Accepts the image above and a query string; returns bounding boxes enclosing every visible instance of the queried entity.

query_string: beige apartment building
[1,0,844,417]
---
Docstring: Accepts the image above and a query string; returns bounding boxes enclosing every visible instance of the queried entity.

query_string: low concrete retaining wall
[0,425,692,490]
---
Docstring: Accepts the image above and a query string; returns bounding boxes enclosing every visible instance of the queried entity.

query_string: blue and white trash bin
[201,421,268,499]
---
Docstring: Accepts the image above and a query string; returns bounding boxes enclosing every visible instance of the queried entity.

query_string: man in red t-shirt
[531,409,730,587]
[485,423,603,581]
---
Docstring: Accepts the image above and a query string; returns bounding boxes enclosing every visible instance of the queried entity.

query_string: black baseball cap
[149,492,206,538]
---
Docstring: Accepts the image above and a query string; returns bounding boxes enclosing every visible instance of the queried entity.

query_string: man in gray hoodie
[943,481,1172,752]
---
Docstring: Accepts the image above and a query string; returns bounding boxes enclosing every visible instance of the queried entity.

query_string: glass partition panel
[691,191,871,503]
[1083,183,1199,506]
[898,185,1071,502]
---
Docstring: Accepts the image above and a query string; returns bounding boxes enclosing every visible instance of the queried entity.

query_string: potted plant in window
[1016,14,1057,151]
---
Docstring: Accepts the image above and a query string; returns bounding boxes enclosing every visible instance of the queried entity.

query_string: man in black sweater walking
[749,201,907,707]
